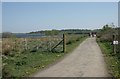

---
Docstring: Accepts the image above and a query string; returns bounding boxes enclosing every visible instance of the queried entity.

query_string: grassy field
[2,34,87,77]
[97,39,120,77]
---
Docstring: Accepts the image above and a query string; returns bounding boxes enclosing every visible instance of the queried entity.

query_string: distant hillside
[28,29,92,35]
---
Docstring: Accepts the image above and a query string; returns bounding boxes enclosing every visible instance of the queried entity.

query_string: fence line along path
[33,37,111,77]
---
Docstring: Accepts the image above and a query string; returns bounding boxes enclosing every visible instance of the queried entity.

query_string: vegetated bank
[2,31,88,77]
[96,24,120,77]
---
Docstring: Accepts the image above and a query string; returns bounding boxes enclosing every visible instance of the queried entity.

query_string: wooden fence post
[63,34,66,53]
[113,35,116,54]
[118,28,120,53]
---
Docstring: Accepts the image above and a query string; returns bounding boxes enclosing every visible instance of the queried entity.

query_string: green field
[2,34,87,77]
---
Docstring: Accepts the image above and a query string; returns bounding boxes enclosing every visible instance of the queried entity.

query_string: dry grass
[2,36,62,56]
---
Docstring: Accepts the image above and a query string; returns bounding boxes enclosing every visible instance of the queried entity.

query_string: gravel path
[33,37,111,77]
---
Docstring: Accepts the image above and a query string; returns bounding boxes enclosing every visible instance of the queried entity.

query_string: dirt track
[33,37,111,77]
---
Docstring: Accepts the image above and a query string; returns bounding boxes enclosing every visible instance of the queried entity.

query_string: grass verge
[97,39,120,77]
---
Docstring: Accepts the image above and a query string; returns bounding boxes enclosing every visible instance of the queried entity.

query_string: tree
[2,32,14,38]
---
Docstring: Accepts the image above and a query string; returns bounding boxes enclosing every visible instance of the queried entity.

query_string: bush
[97,24,116,42]
[3,45,12,55]
[2,39,14,56]
[2,32,14,38]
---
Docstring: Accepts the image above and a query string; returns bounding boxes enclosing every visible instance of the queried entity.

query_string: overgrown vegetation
[2,34,87,77]
[97,24,120,77]
[97,24,117,42]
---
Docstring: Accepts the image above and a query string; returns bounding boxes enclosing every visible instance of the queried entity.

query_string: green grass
[2,36,87,77]
[97,39,120,77]
[66,37,87,53]
[3,51,65,77]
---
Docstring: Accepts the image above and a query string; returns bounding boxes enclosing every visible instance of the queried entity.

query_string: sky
[118,2,120,27]
[0,2,2,33]
[1,0,119,2]
[2,2,118,33]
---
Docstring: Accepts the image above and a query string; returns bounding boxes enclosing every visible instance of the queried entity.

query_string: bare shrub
[2,39,13,55]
